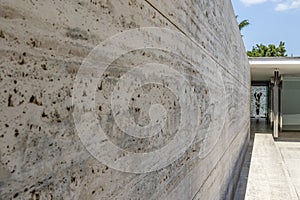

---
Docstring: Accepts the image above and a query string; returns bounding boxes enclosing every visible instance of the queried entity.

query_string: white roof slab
[249,57,300,81]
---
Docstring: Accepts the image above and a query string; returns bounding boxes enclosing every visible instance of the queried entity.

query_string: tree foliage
[247,41,287,57]
[236,15,250,37]
[238,19,250,31]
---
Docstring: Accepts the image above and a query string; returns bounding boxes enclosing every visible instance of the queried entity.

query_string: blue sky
[231,0,300,56]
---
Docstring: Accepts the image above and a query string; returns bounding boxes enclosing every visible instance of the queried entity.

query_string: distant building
[250,57,300,137]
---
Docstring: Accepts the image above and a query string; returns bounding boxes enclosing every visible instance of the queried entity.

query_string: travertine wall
[0,0,250,199]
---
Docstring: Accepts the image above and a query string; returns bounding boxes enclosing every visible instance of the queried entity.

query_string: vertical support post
[273,70,279,139]
[279,77,283,132]
[269,81,273,126]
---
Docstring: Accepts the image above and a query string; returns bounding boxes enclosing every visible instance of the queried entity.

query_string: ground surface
[234,118,300,200]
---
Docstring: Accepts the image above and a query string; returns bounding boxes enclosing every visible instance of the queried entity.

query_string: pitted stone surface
[0,0,249,199]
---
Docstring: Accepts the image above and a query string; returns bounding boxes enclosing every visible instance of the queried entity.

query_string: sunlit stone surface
[0,0,249,199]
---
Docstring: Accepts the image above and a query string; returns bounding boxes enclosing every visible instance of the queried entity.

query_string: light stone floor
[275,135,300,199]
[234,119,300,200]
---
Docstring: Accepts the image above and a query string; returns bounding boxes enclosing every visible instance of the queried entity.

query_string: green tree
[236,16,250,37]
[238,19,250,31]
[247,41,287,57]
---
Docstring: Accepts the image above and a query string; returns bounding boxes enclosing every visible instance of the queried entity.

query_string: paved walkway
[234,119,300,200]
[245,133,298,200]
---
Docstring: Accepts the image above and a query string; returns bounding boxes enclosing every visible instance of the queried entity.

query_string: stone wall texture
[0,0,250,199]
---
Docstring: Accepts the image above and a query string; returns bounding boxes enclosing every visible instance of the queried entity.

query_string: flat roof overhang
[250,57,300,81]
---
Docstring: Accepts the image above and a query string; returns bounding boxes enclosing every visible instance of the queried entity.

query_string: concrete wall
[0,0,250,199]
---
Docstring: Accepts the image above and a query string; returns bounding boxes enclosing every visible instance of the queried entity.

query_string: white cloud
[241,0,268,6]
[240,0,300,11]
[275,0,300,11]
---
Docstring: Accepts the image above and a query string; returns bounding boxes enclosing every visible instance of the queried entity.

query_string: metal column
[273,70,279,139]
[269,82,273,126]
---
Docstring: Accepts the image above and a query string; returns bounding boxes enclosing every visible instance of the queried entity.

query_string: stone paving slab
[276,141,300,199]
[245,134,298,200]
